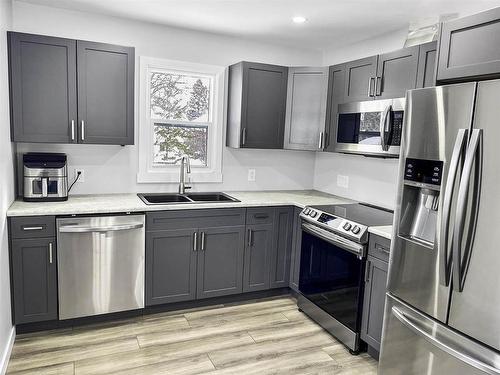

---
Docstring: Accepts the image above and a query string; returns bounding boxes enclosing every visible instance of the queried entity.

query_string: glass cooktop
[309,203,393,227]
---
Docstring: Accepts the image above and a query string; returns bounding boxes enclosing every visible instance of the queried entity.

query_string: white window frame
[137,57,225,183]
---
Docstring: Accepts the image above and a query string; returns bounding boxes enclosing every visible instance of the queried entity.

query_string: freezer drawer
[379,294,500,375]
[57,215,145,320]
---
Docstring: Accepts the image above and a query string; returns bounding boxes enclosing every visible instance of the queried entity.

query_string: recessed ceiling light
[292,16,307,24]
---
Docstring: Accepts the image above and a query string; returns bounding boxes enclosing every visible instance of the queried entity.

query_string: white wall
[12,1,322,195]
[313,29,409,209]
[0,0,15,373]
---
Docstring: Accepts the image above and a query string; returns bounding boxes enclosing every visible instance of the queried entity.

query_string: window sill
[137,170,222,184]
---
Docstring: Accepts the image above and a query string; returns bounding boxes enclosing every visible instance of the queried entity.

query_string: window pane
[153,123,208,166]
[150,71,211,122]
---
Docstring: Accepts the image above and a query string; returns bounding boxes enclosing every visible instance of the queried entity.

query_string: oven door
[334,98,404,157]
[299,223,366,333]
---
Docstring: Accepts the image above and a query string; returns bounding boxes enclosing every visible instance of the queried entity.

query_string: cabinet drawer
[147,208,245,231]
[368,234,391,262]
[10,216,56,239]
[246,207,275,225]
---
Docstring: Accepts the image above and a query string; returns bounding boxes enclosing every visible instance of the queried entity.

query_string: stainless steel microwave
[333,98,405,158]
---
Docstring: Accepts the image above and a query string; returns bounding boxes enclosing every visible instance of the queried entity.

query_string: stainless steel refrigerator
[379,80,500,374]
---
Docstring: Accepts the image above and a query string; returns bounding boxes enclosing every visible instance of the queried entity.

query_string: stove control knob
[309,210,318,218]
[343,222,352,231]
[303,208,311,215]
[352,225,361,235]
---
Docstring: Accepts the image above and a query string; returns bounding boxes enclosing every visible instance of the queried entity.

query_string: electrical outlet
[74,168,85,183]
[248,169,256,182]
[337,174,349,189]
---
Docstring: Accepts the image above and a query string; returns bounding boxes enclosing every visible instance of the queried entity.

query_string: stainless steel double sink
[137,192,240,205]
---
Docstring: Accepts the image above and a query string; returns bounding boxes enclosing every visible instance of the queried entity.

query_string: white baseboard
[0,327,15,375]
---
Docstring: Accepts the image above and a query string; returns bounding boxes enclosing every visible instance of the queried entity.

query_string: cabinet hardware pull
[247,228,253,247]
[242,128,247,145]
[81,120,85,141]
[376,244,390,255]
[254,214,269,219]
[193,232,198,251]
[22,226,43,231]
[200,231,206,251]
[365,260,371,282]
[49,242,53,264]
[368,77,374,97]
[375,76,382,96]
[318,132,324,149]
[71,120,75,141]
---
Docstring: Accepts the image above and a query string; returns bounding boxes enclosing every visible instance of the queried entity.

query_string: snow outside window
[138,58,225,183]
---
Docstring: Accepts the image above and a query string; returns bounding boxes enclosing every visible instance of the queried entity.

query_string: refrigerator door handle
[439,129,468,286]
[453,128,483,292]
[392,306,500,374]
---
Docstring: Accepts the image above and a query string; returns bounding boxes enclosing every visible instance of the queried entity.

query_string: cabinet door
[146,229,197,306]
[77,41,134,145]
[361,255,389,352]
[284,67,328,151]
[375,46,419,99]
[344,56,378,102]
[289,207,302,292]
[11,238,58,324]
[416,41,437,88]
[324,64,346,152]
[243,223,273,292]
[197,226,245,299]
[437,7,500,82]
[8,32,77,143]
[242,62,288,149]
[270,207,293,289]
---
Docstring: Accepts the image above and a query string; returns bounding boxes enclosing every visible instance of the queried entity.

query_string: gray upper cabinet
[8,32,135,145]
[375,45,419,99]
[77,41,134,145]
[197,226,245,299]
[243,223,273,292]
[416,41,437,88]
[227,62,288,149]
[344,56,378,102]
[324,64,346,152]
[283,67,328,151]
[145,229,197,306]
[437,7,500,83]
[8,32,77,143]
[270,207,293,289]
[289,207,302,292]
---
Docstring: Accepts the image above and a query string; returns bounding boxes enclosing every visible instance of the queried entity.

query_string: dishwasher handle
[59,222,144,233]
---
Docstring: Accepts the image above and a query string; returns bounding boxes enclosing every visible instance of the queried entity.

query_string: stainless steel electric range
[298,203,393,354]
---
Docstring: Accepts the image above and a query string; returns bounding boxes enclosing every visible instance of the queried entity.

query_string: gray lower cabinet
[243,223,273,292]
[197,226,245,299]
[227,61,288,149]
[270,207,293,288]
[437,7,500,82]
[289,207,302,292]
[416,41,437,88]
[8,31,135,145]
[11,237,58,324]
[344,56,378,102]
[146,229,197,305]
[361,234,390,356]
[324,64,346,152]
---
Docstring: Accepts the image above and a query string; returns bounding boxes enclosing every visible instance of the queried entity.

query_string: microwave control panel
[404,158,443,186]
[389,111,404,146]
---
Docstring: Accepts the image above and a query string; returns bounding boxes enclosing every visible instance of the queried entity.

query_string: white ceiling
[15,0,500,50]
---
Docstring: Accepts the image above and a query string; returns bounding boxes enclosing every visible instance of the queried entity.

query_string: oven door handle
[301,223,365,258]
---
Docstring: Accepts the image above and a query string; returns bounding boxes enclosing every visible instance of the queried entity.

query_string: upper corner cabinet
[227,62,288,149]
[8,32,135,145]
[284,67,329,151]
[437,7,500,83]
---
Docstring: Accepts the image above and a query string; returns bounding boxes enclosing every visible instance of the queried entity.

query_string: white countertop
[7,190,353,217]
[368,225,393,240]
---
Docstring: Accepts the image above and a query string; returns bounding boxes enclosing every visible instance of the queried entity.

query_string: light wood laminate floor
[7,296,378,375]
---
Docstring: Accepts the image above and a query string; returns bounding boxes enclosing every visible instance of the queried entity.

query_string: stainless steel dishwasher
[56,214,145,320]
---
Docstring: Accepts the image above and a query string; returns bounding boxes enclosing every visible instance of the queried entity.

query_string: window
[138,57,225,183]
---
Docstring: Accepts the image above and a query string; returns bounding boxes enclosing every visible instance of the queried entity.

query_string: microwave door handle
[453,129,483,292]
[439,129,468,287]
[392,306,500,374]
[41,178,48,197]
[380,105,391,151]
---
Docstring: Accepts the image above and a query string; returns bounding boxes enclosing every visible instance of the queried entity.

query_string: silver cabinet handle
[367,77,374,97]
[247,228,253,247]
[365,260,371,283]
[81,120,85,141]
[200,231,206,251]
[193,232,198,251]
[392,306,500,374]
[453,128,483,292]
[439,129,468,286]
[22,226,44,231]
[71,120,75,141]
[242,128,247,145]
[375,244,390,255]
[49,242,53,264]
[59,223,143,233]
[375,76,382,96]
[380,105,391,151]
[318,131,324,149]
